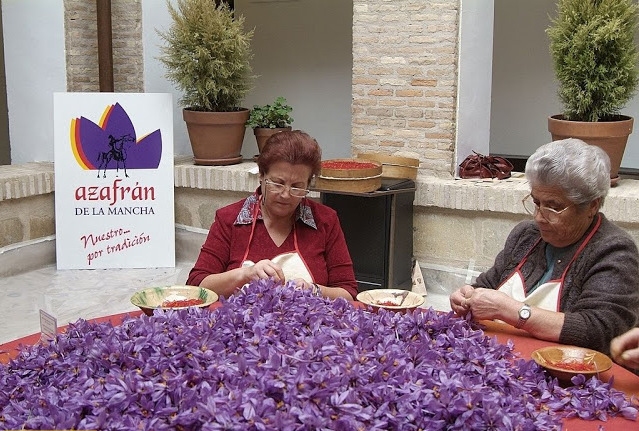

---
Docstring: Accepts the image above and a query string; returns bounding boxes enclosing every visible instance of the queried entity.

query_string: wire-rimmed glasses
[522,194,573,224]
[264,178,310,198]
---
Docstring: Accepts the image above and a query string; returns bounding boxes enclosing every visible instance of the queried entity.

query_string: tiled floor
[0,259,194,345]
[0,229,454,345]
[0,229,205,345]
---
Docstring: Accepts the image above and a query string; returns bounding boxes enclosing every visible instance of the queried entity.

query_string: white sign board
[54,93,175,269]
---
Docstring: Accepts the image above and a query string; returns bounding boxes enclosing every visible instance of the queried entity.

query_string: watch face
[520,309,531,319]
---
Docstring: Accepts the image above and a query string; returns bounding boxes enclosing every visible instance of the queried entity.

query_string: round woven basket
[314,159,382,193]
[357,152,419,180]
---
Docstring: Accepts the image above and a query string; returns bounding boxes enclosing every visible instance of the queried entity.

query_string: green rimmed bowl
[130,285,218,316]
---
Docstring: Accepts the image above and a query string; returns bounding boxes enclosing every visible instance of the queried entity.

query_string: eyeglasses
[264,178,310,198]
[522,194,573,224]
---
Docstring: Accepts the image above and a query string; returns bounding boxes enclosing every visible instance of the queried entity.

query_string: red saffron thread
[322,160,378,170]
[161,298,205,308]
[549,360,596,372]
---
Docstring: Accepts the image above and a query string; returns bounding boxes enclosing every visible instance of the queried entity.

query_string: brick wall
[352,0,459,177]
[64,0,143,92]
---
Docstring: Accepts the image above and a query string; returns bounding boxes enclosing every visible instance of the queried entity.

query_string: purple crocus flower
[0,280,636,429]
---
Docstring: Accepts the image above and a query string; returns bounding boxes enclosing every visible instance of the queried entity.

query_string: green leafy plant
[547,0,639,122]
[157,0,254,112]
[246,97,294,128]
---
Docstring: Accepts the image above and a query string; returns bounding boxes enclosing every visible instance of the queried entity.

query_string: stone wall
[351,0,459,177]
[0,163,55,248]
[4,161,639,277]
[64,0,143,92]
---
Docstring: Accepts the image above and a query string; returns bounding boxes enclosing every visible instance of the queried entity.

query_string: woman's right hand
[450,284,475,316]
[243,259,285,284]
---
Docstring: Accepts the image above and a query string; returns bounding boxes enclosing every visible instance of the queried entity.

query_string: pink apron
[497,214,601,311]
[240,201,315,284]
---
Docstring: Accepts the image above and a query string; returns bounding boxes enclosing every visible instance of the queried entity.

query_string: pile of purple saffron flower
[1,279,637,430]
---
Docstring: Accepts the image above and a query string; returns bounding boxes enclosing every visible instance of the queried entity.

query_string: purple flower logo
[70,102,162,177]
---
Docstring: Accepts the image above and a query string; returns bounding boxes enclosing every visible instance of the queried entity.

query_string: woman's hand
[450,285,515,321]
[450,284,475,315]
[610,327,639,370]
[243,259,285,284]
[463,288,513,321]
[292,278,311,290]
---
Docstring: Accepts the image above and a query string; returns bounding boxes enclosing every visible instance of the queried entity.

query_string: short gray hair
[525,138,610,206]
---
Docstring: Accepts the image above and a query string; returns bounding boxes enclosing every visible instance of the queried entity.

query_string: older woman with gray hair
[450,138,639,355]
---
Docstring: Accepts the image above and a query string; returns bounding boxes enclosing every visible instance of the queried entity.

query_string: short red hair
[257,130,322,182]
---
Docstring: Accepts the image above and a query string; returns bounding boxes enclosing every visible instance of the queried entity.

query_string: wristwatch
[516,304,532,328]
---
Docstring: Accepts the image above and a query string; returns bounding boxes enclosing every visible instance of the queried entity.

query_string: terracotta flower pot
[253,127,292,154]
[183,109,249,166]
[548,114,633,185]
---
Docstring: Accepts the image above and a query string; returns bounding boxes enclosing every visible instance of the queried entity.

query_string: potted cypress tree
[158,0,255,165]
[246,96,294,156]
[546,0,639,184]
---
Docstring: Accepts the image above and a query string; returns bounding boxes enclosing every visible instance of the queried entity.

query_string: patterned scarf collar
[234,190,317,229]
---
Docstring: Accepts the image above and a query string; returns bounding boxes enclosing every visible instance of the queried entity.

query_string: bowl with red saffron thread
[357,289,425,313]
[531,345,612,381]
[130,285,219,316]
[314,158,383,193]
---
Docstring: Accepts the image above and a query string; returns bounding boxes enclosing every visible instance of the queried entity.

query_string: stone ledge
[174,155,259,192]
[414,174,639,223]
[0,162,55,201]
[2,158,639,224]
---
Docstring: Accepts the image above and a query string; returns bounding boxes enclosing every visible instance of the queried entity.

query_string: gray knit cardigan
[474,213,639,355]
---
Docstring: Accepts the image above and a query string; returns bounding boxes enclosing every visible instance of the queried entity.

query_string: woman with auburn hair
[188,130,357,300]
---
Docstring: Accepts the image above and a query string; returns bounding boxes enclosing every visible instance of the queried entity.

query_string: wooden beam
[96,0,114,92]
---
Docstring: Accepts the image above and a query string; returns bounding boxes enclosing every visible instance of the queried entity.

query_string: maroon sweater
[187,195,358,299]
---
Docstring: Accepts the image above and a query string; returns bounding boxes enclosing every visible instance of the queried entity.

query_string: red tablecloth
[1,303,638,430]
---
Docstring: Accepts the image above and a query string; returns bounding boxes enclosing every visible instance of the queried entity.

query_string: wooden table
[1,305,638,430]
[478,320,639,430]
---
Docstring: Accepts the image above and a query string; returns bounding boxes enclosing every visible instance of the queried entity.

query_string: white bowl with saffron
[357,289,425,312]
[130,285,219,316]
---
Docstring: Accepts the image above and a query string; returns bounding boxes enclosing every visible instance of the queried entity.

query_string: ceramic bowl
[531,345,612,381]
[356,289,425,312]
[130,285,219,316]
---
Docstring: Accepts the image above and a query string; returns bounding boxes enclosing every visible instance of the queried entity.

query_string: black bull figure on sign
[97,134,134,178]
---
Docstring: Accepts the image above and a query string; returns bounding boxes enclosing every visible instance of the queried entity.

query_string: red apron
[240,201,315,284]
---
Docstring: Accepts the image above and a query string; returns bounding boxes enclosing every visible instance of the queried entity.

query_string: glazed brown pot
[253,126,292,154]
[183,108,250,166]
[548,114,633,184]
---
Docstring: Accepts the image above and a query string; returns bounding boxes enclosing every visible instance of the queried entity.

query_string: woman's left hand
[292,278,313,291]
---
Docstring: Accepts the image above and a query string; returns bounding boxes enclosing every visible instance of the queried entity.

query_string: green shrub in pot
[546,0,639,182]
[247,97,294,155]
[158,0,254,112]
[157,0,255,165]
[246,97,294,129]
